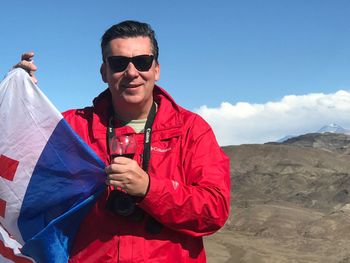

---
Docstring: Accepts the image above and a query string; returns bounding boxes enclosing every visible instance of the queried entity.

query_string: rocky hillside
[281,132,350,155]
[205,133,350,263]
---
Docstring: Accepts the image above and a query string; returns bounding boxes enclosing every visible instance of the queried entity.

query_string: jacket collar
[90,85,183,139]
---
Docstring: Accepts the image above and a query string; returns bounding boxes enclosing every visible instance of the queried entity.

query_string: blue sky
[1,1,350,145]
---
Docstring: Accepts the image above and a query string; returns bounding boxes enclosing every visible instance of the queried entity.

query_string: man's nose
[124,62,139,77]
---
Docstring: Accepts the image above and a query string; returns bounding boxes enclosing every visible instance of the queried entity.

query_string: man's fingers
[15,60,37,72]
[111,156,133,164]
[13,59,38,84]
[107,173,122,181]
[106,174,126,189]
[21,52,35,61]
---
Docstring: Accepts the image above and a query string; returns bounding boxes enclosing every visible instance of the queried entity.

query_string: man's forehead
[105,37,153,57]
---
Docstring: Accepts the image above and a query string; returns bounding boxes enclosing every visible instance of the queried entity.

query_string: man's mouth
[122,83,142,89]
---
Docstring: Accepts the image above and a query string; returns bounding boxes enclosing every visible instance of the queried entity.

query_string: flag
[0,69,106,262]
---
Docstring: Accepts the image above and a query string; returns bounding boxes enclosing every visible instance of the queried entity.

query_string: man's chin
[120,94,144,105]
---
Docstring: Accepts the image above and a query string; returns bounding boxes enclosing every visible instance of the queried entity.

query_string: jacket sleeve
[139,115,231,237]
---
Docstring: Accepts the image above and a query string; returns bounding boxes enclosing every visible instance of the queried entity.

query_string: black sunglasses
[107,55,155,73]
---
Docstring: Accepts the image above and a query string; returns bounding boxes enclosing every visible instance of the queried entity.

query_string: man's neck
[112,99,153,121]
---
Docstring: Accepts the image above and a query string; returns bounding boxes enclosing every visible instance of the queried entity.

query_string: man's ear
[100,63,107,83]
[154,62,160,81]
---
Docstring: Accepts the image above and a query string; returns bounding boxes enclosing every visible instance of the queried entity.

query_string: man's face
[101,37,160,111]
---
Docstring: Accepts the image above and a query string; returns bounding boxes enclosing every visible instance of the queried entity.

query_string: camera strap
[107,101,163,234]
[108,101,157,172]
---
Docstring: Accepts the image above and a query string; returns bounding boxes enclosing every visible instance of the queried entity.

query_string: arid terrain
[204,133,350,263]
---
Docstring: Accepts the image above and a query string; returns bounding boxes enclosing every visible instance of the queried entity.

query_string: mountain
[275,134,294,143]
[205,133,350,263]
[276,132,350,154]
[317,123,350,134]
[276,123,350,143]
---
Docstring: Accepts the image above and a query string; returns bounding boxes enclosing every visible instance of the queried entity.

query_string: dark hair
[101,20,159,63]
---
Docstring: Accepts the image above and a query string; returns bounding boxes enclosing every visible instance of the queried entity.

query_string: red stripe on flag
[0,199,5,218]
[0,239,32,263]
[0,155,19,181]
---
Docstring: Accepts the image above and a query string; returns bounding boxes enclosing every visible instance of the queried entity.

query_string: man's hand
[105,157,150,197]
[13,52,38,84]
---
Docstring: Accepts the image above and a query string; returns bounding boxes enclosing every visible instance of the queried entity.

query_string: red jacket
[64,86,230,263]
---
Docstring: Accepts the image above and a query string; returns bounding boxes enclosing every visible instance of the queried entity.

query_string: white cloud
[195,90,350,146]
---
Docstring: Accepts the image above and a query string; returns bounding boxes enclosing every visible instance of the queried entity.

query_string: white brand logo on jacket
[171,180,179,190]
[151,146,172,153]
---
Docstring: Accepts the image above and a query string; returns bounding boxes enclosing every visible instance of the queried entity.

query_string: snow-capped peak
[317,123,349,134]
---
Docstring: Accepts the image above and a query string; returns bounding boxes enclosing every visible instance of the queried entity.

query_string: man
[15,20,230,262]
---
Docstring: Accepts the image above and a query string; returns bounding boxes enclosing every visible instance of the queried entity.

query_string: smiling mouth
[122,83,142,89]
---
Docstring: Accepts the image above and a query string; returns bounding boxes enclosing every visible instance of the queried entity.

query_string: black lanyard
[107,102,157,172]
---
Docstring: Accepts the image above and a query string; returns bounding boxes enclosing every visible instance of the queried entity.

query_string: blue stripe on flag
[18,118,106,263]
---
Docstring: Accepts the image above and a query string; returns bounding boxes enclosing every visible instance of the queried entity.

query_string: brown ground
[205,203,350,263]
[204,134,350,263]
